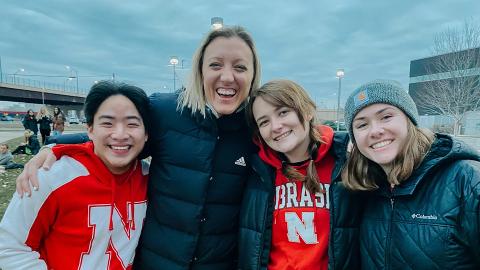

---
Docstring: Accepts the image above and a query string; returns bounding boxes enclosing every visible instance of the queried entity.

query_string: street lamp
[65,65,79,93]
[169,56,179,92]
[64,77,74,92]
[335,69,345,131]
[211,17,224,30]
[13,68,25,84]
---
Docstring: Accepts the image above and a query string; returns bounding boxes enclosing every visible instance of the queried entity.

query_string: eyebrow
[254,114,267,123]
[97,115,142,121]
[254,106,285,123]
[354,107,393,121]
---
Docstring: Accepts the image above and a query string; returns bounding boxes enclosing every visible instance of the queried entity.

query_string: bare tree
[416,20,480,136]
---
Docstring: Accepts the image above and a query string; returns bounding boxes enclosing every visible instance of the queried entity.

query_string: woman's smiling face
[202,36,254,116]
[252,96,311,162]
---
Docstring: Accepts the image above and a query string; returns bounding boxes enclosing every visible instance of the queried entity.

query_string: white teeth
[274,131,291,141]
[111,146,129,150]
[371,140,392,149]
[216,88,236,96]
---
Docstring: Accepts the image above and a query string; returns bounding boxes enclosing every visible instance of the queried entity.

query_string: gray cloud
[1,0,479,107]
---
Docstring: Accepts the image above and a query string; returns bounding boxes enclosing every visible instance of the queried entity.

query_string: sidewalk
[0,122,87,143]
[0,130,24,143]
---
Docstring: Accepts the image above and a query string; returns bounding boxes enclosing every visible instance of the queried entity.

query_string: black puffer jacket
[238,132,364,269]
[37,115,52,130]
[134,93,256,270]
[360,134,480,269]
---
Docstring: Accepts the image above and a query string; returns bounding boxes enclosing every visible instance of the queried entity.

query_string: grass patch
[0,136,35,219]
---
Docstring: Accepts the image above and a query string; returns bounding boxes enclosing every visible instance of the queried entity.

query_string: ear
[144,133,149,142]
[87,125,94,141]
[306,114,313,122]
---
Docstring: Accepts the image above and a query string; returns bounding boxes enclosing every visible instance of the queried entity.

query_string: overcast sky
[1,0,479,108]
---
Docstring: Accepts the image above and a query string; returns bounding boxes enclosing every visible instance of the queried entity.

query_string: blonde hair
[177,25,261,116]
[246,79,325,194]
[23,129,34,143]
[37,106,50,118]
[342,120,435,191]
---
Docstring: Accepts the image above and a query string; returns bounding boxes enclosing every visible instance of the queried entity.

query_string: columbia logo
[411,213,438,220]
[234,157,246,167]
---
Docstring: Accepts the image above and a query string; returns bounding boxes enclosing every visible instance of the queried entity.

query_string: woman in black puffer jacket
[239,80,363,270]
[342,80,480,269]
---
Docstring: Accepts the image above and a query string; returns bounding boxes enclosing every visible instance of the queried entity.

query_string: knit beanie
[344,80,419,142]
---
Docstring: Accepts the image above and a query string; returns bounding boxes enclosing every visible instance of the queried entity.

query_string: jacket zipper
[385,187,395,269]
[251,164,271,270]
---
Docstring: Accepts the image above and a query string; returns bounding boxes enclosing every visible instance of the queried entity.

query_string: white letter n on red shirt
[285,212,318,244]
[79,202,147,269]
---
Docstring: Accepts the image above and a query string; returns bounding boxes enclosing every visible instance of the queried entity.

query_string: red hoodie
[0,142,148,270]
[258,125,335,270]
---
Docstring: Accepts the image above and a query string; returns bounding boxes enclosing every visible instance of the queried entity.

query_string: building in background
[409,47,480,135]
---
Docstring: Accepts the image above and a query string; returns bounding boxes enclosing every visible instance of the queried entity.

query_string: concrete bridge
[0,80,86,105]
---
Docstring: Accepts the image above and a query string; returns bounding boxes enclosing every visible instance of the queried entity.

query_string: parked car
[0,115,14,121]
[68,116,80,124]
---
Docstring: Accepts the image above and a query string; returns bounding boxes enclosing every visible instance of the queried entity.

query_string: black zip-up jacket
[238,132,364,269]
[37,115,52,130]
[22,115,38,134]
[134,93,256,270]
[360,134,480,269]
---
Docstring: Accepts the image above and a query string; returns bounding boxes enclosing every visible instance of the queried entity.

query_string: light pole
[13,68,25,84]
[64,77,74,92]
[211,17,224,30]
[65,65,79,93]
[335,69,345,131]
[0,56,3,83]
[169,56,179,92]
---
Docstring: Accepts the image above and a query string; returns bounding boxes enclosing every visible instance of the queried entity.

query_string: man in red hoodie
[0,81,150,270]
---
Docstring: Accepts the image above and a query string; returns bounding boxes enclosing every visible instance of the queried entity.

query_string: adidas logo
[234,157,246,167]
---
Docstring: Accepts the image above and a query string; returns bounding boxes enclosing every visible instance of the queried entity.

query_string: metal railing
[0,74,87,95]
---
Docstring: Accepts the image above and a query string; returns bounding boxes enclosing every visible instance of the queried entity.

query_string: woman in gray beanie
[342,79,480,269]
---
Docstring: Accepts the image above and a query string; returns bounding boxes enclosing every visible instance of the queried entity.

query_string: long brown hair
[342,119,434,191]
[246,79,325,194]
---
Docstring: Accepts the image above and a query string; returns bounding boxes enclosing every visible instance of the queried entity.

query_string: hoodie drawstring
[109,180,116,231]
[129,161,138,230]
[108,161,139,231]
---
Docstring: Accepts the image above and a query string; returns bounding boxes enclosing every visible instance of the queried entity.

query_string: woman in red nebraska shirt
[0,81,150,270]
[239,79,362,270]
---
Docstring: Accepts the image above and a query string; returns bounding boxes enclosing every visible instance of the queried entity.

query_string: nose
[369,121,385,137]
[111,125,129,140]
[220,66,234,83]
[271,117,283,133]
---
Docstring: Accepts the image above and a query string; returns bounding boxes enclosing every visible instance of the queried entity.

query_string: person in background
[11,130,40,155]
[0,81,150,270]
[37,106,52,145]
[0,144,24,170]
[22,109,38,135]
[0,144,14,166]
[342,80,480,269]
[16,25,261,269]
[239,80,362,270]
[52,107,65,136]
